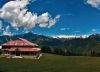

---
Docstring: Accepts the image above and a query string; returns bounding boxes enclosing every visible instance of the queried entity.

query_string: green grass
[0,53,100,72]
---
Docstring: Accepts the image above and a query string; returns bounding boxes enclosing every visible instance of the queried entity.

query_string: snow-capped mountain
[51,35,89,39]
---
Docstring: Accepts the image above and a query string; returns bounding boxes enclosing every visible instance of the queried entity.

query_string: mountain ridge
[0,32,100,56]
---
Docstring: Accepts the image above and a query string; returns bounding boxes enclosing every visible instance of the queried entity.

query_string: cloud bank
[0,0,60,35]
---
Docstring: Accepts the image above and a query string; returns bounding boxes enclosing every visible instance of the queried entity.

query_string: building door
[16,51,20,56]
[15,48,20,56]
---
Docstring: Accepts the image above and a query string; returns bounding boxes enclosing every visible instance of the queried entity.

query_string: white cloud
[48,15,61,28]
[74,31,80,33]
[3,26,12,36]
[86,0,100,9]
[60,28,66,31]
[0,21,2,30]
[0,0,30,29]
[38,13,60,28]
[0,0,60,32]
[92,29,97,32]
[38,12,49,28]
[60,27,70,31]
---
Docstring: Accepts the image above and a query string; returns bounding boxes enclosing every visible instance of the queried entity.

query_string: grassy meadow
[0,53,100,72]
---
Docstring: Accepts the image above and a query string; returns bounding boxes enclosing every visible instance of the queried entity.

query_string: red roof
[2,48,41,52]
[2,38,38,46]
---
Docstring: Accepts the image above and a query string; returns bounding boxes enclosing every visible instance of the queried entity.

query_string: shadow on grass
[0,70,5,72]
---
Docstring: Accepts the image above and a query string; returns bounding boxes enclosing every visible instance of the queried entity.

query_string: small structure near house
[1,38,41,59]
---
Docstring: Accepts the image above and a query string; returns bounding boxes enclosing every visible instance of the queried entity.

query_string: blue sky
[0,0,100,36]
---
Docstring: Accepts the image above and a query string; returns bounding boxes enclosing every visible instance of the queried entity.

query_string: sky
[0,0,100,36]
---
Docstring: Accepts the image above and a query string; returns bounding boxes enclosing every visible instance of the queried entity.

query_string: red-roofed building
[1,38,41,58]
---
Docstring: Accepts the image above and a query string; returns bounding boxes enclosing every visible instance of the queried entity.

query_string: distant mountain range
[0,32,100,56]
[51,35,89,39]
